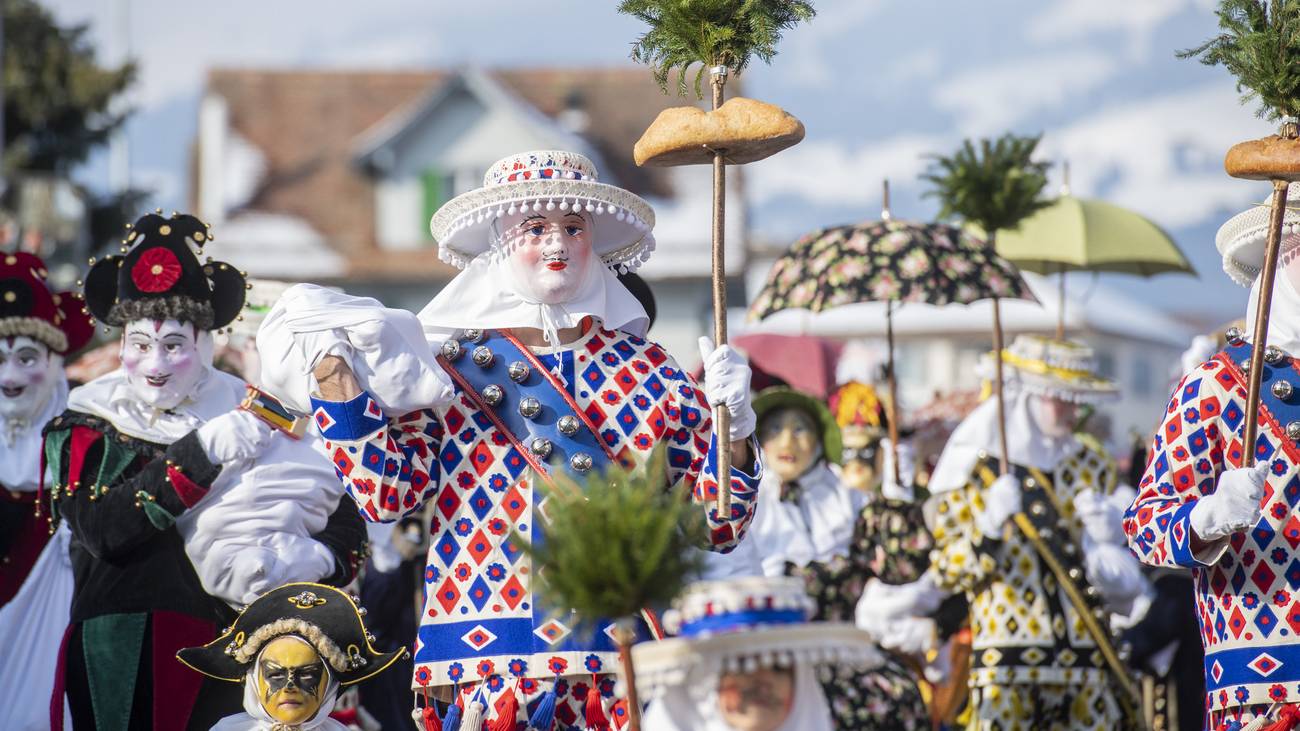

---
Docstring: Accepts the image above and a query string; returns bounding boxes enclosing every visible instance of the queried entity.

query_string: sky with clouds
[41,0,1284,323]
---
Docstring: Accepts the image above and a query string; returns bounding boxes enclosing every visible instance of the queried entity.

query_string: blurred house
[191,67,748,358]
[741,269,1200,446]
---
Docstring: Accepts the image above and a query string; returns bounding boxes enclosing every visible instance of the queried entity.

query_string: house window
[422,169,455,229]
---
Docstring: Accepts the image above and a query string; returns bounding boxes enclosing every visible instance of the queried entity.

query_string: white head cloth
[640,659,834,731]
[1246,262,1300,355]
[210,637,346,731]
[927,383,1082,497]
[416,245,649,344]
[0,354,66,491]
[65,331,242,443]
[747,462,865,576]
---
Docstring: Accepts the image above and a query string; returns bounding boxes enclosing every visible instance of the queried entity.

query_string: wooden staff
[991,295,1010,475]
[885,302,902,487]
[710,65,732,514]
[1242,179,1290,467]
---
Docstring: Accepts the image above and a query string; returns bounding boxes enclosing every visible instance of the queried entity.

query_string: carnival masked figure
[928,335,1147,730]
[744,386,935,730]
[0,253,93,730]
[0,253,92,602]
[46,212,367,730]
[828,382,894,493]
[1125,191,1300,727]
[634,576,880,731]
[178,582,406,731]
[258,150,762,729]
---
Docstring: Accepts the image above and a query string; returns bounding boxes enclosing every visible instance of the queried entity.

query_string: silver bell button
[1287,421,1300,441]
[508,361,531,383]
[1226,326,1244,344]
[570,453,593,473]
[1029,501,1046,516]
[530,438,553,459]
[441,340,462,360]
[1068,567,1082,581]
[1266,345,1286,365]
[1240,359,1252,374]
[463,328,485,343]
[481,384,504,407]
[557,415,580,436]
[1274,380,1294,400]
[472,346,494,368]
[519,397,542,419]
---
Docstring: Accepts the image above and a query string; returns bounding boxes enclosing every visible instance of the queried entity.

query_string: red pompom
[130,247,182,293]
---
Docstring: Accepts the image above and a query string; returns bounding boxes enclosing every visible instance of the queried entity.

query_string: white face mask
[1028,393,1078,440]
[500,209,596,305]
[0,335,54,421]
[120,319,205,411]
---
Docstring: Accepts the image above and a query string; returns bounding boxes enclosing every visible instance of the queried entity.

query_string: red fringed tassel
[585,675,610,731]
[1263,705,1300,731]
[421,687,444,731]
[488,680,520,731]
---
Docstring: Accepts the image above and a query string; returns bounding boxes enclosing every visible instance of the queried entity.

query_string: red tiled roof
[202,67,696,282]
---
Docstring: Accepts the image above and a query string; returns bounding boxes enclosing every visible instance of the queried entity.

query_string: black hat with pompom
[83,212,246,331]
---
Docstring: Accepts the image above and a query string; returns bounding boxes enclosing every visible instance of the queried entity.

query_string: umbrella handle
[992,297,1010,476]
[1242,179,1291,468]
[711,72,732,515]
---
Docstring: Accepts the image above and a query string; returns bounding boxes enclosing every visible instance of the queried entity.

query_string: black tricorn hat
[83,212,247,331]
[177,583,406,686]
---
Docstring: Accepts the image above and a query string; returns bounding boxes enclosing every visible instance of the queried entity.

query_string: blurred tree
[2,0,144,254]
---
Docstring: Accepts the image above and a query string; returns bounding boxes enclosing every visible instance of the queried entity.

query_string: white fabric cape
[67,335,344,608]
[926,385,1082,497]
[746,462,865,577]
[1246,263,1300,355]
[211,644,345,731]
[0,525,73,730]
[0,355,65,491]
[416,251,648,342]
[257,284,453,416]
[641,660,834,731]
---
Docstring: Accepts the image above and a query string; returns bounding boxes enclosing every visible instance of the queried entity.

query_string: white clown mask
[120,319,206,412]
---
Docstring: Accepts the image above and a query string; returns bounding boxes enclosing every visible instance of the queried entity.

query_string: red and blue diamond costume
[311,323,761,728]
[1126,338,1300,725]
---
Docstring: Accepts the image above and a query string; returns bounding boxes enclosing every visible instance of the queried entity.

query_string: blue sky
[43,0,1282,324]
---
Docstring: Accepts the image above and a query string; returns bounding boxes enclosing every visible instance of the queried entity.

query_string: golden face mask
[256,636,328,724]
[758,408,821,483]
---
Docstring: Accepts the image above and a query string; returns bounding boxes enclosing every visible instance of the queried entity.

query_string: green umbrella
[994,185,1195,338]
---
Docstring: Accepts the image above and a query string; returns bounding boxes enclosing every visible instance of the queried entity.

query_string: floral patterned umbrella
[749,217,1034,484]
[750,219,1030,318]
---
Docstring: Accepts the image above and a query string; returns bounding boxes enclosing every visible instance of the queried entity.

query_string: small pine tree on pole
[520,446,706,731]
[620,0,813,513]
[922,133,1051,477]
[1182,0,1300,468]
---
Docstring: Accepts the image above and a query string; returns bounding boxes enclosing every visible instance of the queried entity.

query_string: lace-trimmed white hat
[428,150,656,273]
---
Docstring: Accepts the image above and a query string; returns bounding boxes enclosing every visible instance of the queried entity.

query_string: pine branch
[922,133,1052,235]
[518,445,706,630]
[619,0,815,97]
[1179,0,1300,122]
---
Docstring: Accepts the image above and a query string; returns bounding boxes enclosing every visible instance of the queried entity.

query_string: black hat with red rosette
[0,252,94,355]
[83,212,246,332]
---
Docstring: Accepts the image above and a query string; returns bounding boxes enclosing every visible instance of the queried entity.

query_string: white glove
[855,575,946,632]
[1189,462,1269,541]
[877,616,937,656]
[879,438,915,502]
[697,337,756,441]
[1073,488,1127,546]
[974,473,1022,537]
[196,409,275,465]
[1083,540,1149,609]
